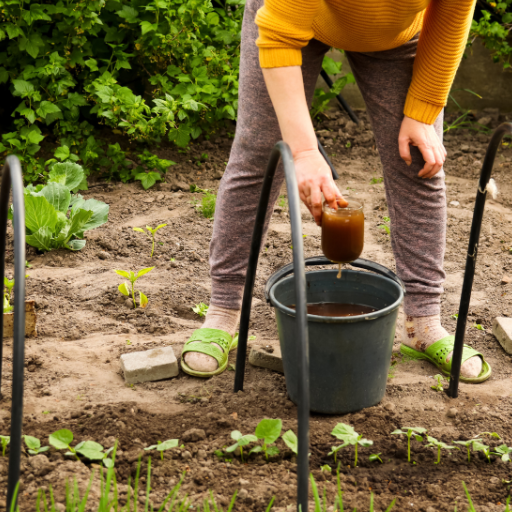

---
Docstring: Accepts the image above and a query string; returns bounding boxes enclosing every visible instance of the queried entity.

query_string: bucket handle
[264,255,405,303]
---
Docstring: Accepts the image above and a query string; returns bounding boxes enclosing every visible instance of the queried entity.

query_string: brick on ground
[249,344,284,373]
[120,346,179,384]
[492,317,512,355]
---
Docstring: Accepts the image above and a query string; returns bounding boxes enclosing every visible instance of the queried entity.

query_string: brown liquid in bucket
[288,303,376,317]
[321,200,364,278]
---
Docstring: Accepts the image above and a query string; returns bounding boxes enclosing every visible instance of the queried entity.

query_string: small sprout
[451,313,459,319]
[473,323,485,331]
[425,436,457,464]
[391,427,427,462]
[190,184,210,193]
[329,423,373,467]
[471,440,492,463]
[126,340,132,345]
[477,431,501,439]
[370,177,383,185]
[277,195,287,208]
[197,192,216,219]
[144,439,179,461]
[115,267,154,309]
[453,439,480,463]
[492,444,512,462]
[25,261,32,268]
[378,216,391,235]
[0,435,9,456]
[282,429,298,455]
[431,374,446,392]
[225,430,257,463]
[3,277,14,313]
[345,141,351,148]
[133,224,167,258]
[251,419,282,460]
[23,435,49,455]
[49,429,78,460]
[320,464,332,473]
[192,302,209,317]
[369,453,383,463]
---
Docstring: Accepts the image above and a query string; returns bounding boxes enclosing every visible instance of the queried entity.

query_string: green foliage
[470,1,512,70]
[197,191,217,219]
[370,177,384,185]
[225,430,257,463]
[282,429,298,455]
[190,183,210,193]
[431,374,446,392]
[0,435,9,456]
[329,423,373,467]
[378,216,391,235]
[133,223,167,257]
[471,440,492,462]
[19,163,108,252]
[23,435,49,455]
[369,453,383,463]
[3,277,14,313]
[251,418,282,460]
[144,439,179,460]
[425,436,457,464]
[192,302,209,317]
[391,427,427,463]
[115,267,154,308]
[453,439,479,463]
[492,444,512,462]
[311,53,355,119]
[0,0,244,182]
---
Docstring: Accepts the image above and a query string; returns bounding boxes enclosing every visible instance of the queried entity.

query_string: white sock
[402,315,482,379]
[183,305,240,372]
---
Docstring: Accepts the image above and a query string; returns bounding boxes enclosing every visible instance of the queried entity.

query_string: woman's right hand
[294,148,348,226]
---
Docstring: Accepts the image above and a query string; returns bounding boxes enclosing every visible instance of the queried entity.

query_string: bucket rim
[268,268,404,323]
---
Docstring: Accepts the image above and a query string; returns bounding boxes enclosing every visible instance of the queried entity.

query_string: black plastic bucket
[268,267,404,414]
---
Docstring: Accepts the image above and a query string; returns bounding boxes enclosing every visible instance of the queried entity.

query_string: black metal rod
[447,122,512,398]
[0,155,26,510]
[320,69,360,125]
[234,142,310,512]
[317,139,339,180]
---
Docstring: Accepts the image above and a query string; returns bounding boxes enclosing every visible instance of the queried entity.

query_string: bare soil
[1,109,512,511]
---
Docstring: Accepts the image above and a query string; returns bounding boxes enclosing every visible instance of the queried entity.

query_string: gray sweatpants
[209,0,446,317]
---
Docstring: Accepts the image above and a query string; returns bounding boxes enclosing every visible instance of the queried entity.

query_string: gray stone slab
[492,317,512,355]
[249,345,284,373]
[120,346,179,384]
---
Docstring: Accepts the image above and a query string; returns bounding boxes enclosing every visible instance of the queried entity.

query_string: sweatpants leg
[346,35,446,317]
[209,0,329,310]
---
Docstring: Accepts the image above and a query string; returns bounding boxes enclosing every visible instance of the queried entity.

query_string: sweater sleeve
[404,0,476,124]
[255,0,321,68]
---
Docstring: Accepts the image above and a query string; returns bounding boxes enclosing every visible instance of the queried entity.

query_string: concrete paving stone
[248,345,284,373]
[492,317,512,355]
[120,346,179,384]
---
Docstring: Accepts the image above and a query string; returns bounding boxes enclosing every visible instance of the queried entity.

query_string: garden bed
[1,109,512,511]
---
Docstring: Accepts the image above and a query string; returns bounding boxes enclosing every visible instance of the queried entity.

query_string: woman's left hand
[398,116,447,179]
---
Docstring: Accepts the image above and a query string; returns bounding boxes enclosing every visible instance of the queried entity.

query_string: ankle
[402,314,449,351]
[203,304,240,334]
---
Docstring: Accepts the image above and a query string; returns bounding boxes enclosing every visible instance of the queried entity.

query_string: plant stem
[160,451,163,461]
[467,447,470,463]
[407,434,411,463]
[354,443,358,467]
[240,447,244,463]
[150,234,155,258]
[131,281,136,308]
[436,447,441,465]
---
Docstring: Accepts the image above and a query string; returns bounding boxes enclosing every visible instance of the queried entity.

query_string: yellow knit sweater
[255,0,476,124]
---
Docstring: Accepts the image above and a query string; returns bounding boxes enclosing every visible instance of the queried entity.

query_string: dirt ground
[1,108,512,511]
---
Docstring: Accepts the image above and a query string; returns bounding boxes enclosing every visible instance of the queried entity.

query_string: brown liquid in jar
[288,303,376,317]
[321,201,364,264]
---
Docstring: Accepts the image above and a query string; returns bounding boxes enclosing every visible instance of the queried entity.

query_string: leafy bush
[0,0,244,182]
[15,162,109,251]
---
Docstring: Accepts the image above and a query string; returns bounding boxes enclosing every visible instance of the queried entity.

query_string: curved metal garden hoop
[0,155,26,511]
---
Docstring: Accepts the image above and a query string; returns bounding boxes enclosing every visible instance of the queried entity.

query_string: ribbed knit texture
[255,0,476,125]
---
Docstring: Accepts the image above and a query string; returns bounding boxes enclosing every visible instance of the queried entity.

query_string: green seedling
[3,277,14,313]
[115,267,154,309]
[431,374,446,392]
[391,427,427,462]
[282,429,298,455]
[379,216,391,235]
[23,435,49,455]
[49,429,77,459]
[190,184,210,193]
[213,449,232,462]
[144,439,179,461]
[329,423,373,467]
[425,436,457,464]
[477,431,501,439]
[320,464,332,473]
[451,313,459,319]
[473,323,485,331]
[197,191,216,219]
[345,141,351,148]
[49,429,114,466]
[492,444,512,462]
[25,260,32,268]
[225,430,257,463]
[251,419,282,460]
[471,440,492,463]
[0,435,9,456]
[453,439,480,463]
[369,453,383,463]
[277,195,287,208]
[133,224,167,258]
[370,177,383,185]
[192,302,209,317]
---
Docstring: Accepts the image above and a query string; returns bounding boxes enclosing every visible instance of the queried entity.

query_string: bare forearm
[262,66,317,156]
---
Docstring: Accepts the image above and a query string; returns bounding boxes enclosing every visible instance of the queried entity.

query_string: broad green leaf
[332,423,357,442]
[71,198,109,232]
[266,446,280,457]
[115,270,131,279]
[322,56,342,76]
[103,458,114,468]
[38,182,71,214]
[139,291,148,308]
[118,283,129,296]
[156,439,179,451]
[48,162,84,192]
[49,429,73,450]
[255,419,282,445]
[155,223,167,231]
[391,429,405,435]
[54,146,70,161]
[136,267,154,279]
[78,440,104,452]
[231,430,242,441]
[403,427,427,434]
[36,101,61,119]
[23,435,40,451]
[238,434,258,447]
[225,443,238,453]
[77,448,105,460]
[13,79,34,97]
[359,439,373,448]
[282,430,298,455]
[133,227,145,233]
[25,227,53,252]
[145,444,158,451]
[66,209,93,242]
[135,171,161,190]
[249,446,263,454]
[67,240,86,251]
[24,194,58,233]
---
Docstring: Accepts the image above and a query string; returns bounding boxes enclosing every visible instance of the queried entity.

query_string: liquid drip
[288,303,377,317]
[337,263,342,279]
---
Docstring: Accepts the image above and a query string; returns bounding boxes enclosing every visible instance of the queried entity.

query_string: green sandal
[400,335,491,383]
[181,328,238,378]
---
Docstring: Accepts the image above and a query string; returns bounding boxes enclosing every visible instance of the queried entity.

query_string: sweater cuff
[259,48,302,68]
[404,94,444,125]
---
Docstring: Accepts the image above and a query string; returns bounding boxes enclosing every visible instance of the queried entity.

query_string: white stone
[492,317,512,355]
[120,346,178,384]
